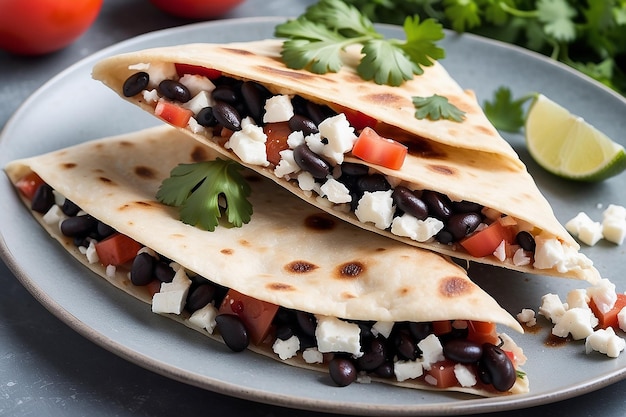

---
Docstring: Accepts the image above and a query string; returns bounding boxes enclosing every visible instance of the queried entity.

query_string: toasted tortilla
[91,40,598,282]
[5,126,527,396]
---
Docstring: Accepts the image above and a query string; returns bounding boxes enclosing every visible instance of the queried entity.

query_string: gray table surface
[1,0,625,416]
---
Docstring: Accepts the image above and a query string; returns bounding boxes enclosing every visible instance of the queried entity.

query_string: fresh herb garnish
[516,369,527,379]
[482,87,536,132]
[412,94,465,122]
[274,0,445,86]
[156,159,253,231]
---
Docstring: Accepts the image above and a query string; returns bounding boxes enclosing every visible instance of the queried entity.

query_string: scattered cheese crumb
[302,347,323,364]
[585,327,626,358]
[454,363,477,387]
[417,334,444,371]
[538,293,566,324]
[394,360,423,382]
[517,308,537,327]
[272,335,300,360]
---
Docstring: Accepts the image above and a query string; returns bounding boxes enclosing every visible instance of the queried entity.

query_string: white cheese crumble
[602,204,626,245]
[538,293,567,324]
[142,89,160,103]
[315,316,362,357]
[43,205,66,226]
[152,267,192,314]
[390,214,444,242]
[512,248,531,266]
[565,212,603,246]
[371,321,394,339]
[355,190,395,230]
[263,95,294,123]
[188,303,218,334]
[394,360,424,382]
[516,308,537,327]
[85,240,99,264]
[302,347,324,364]
[533,236,594,274]
[105,264,117,278]
[587,278,617,314]
[272,335,300,360]
[183,91,214,115]
[316,114,357,165]
[454,363,477,387]
[552,307,597,340]
[320,177,352,204]
[296,171,321,195]
[273,149,300,178]
[618,307,626,332]
[585,327,626,358]
[225,124,269,167]
[142,62,177,88]
[493,240,506,262]
[287,130,305,148]
[417,334,444,371]
[178,73,216,97]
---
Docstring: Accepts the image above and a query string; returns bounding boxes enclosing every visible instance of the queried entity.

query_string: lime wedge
[525,94,626,181]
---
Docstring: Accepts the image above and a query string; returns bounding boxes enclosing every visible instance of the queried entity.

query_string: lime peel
[525,94,626,182]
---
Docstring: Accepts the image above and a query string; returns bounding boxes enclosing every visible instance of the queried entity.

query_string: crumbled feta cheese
[43,205,66,226]
[296,171,321,195]
[128,62,150,71]
[320,177,352,204]
[287,130,305,148]
[417,334,444,371]
[539,293,567,324]
[152,267,192,314]
[105,264,117,278]
[372,321,394,339]
[85,240,99,264]
[552,307,597,340]
[533,236,594,273]
[187,117,208,135]
[144,62,177,88]
[316,114,357,164]
[226,124,269,167]
[602,205,626,245]
[566,289,590,309]
[302,347,324,364]
[52,190,65,207]
[394,360,424,382]
[183,91,214,114]
[179,73,216,97]
[618,307,626,332]
[454,363,477,387]
[274,149,300,178]
[493,240,506,262]
[263,95,294,123]
[517,308,537,327]
[188,303,218,334]
[390,214,444,242]
[587,278,617,314]
[272,335,300,360]
[315,316,362,357]
[142,89,160,103]
[585,327,626,358]
[566,212,603,246]
[512,248,531,266]
[355,190,395,230]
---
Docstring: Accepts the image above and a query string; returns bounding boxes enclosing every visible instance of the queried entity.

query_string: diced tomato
[352,127,408,170]
[146,280,162,297]
[466,321,499,345]
[335,106,377,131]
[95,233,142,267]
[15,172,45,200]
[174,63,222,80]
[154,100,193,128]
[432,320,452,336]
[218,289,279,345]
[263,122,292,165]
[460,220,514,258]
[426,360,458,388]
[589,293,626,329]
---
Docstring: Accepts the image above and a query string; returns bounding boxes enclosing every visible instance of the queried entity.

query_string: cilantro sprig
[412,94,465,122]
[483,87,537,132]
[156,159,253,232]
[274,0,445,86]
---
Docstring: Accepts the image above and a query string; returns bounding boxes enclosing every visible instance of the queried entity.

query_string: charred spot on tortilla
[428,164,456,176]
[337,262,365,279]
[341,292,357,300]
[220,248,234,255]
[256,65,318,81]
[134,165,156,179]
[439,276,472,297]
[98,176,116,185]
[285,260,318,274]
[267,282,296,291]
[119,140,134,147]
[191,146,209,162]
[238,239,251,246]
[61,162,77,170]
[304,214,336,231]
[220,47,254,56]
[362,93,406,107]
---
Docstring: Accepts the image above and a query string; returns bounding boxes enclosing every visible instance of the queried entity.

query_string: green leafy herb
[342,0,626,97]
[274,0,445,86]
[156,159,253,232]
[516,369,527,379]
[412,94,465,122]
[483,87,536,132]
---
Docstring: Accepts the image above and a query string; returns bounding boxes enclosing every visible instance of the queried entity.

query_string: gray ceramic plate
[1,17,626,416]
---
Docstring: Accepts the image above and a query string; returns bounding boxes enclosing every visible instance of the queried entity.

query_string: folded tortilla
[5,125,527,396]
[91,39,599,282]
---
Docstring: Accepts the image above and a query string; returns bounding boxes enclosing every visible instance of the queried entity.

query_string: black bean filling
[29,180,519,391]
[123,70,537,254]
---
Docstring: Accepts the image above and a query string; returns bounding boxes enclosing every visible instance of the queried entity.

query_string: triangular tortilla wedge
[91,40,598,282]
[5,125,528,396]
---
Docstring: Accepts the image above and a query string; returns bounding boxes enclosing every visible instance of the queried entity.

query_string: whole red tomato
[149,0,245,19]
[0,0,103,55]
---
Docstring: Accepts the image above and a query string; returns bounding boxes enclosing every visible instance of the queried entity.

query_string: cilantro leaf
[482,87,537,133]
[412,94,466,122]
[156,159,253,231]
[398,16,446,72]
[358,40,416,86]
[536,0,577,42]
[444,0,481,32]
[303,0,379,38]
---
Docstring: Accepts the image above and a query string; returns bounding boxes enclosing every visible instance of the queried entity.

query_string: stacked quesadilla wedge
[91,40,599,282]
[5,125,528,396]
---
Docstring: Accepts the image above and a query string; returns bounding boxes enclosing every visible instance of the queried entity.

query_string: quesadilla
[91,39,598,282]
[5,125,528,396]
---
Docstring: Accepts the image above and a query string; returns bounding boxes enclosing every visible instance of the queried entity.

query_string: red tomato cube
[352,127,407,170]
[95,233,142,267]
[155,100,193,128]
[218,289,279,345]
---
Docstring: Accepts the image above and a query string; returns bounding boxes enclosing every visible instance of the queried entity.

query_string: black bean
[357,337,386,372]
[158,79,191,103]
[61,199,81,216]
[60,215,97,237]
[443,339,483,363]
[357,174,390,193]
[516,231,536,252]
[422,190,453,220]
[213,101,242,131]
[186,283,216,312]
[241,81,270,125]
[393,330,419,361]
[373,361,394,378]
[480,343,516,392]
[97,221,116,239]
[130,252,155,286]
[215,314,249,352]
[31,183,55,214]
[304,101,336,125]
[288,114,318,135]
[446,212,482,240]
[408,322,432,342]
[435,229,454,244]
[452,200,483,213]
[296,311,317,337]
[195,107,219,127]
[328,357,357,387]
[341,162,369,176]
[392,186,428,220]
[211,85,239,104]
[292,144,331,179]
[275,325,294,341]
[123,72,149,97]
[154,261,175,283]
